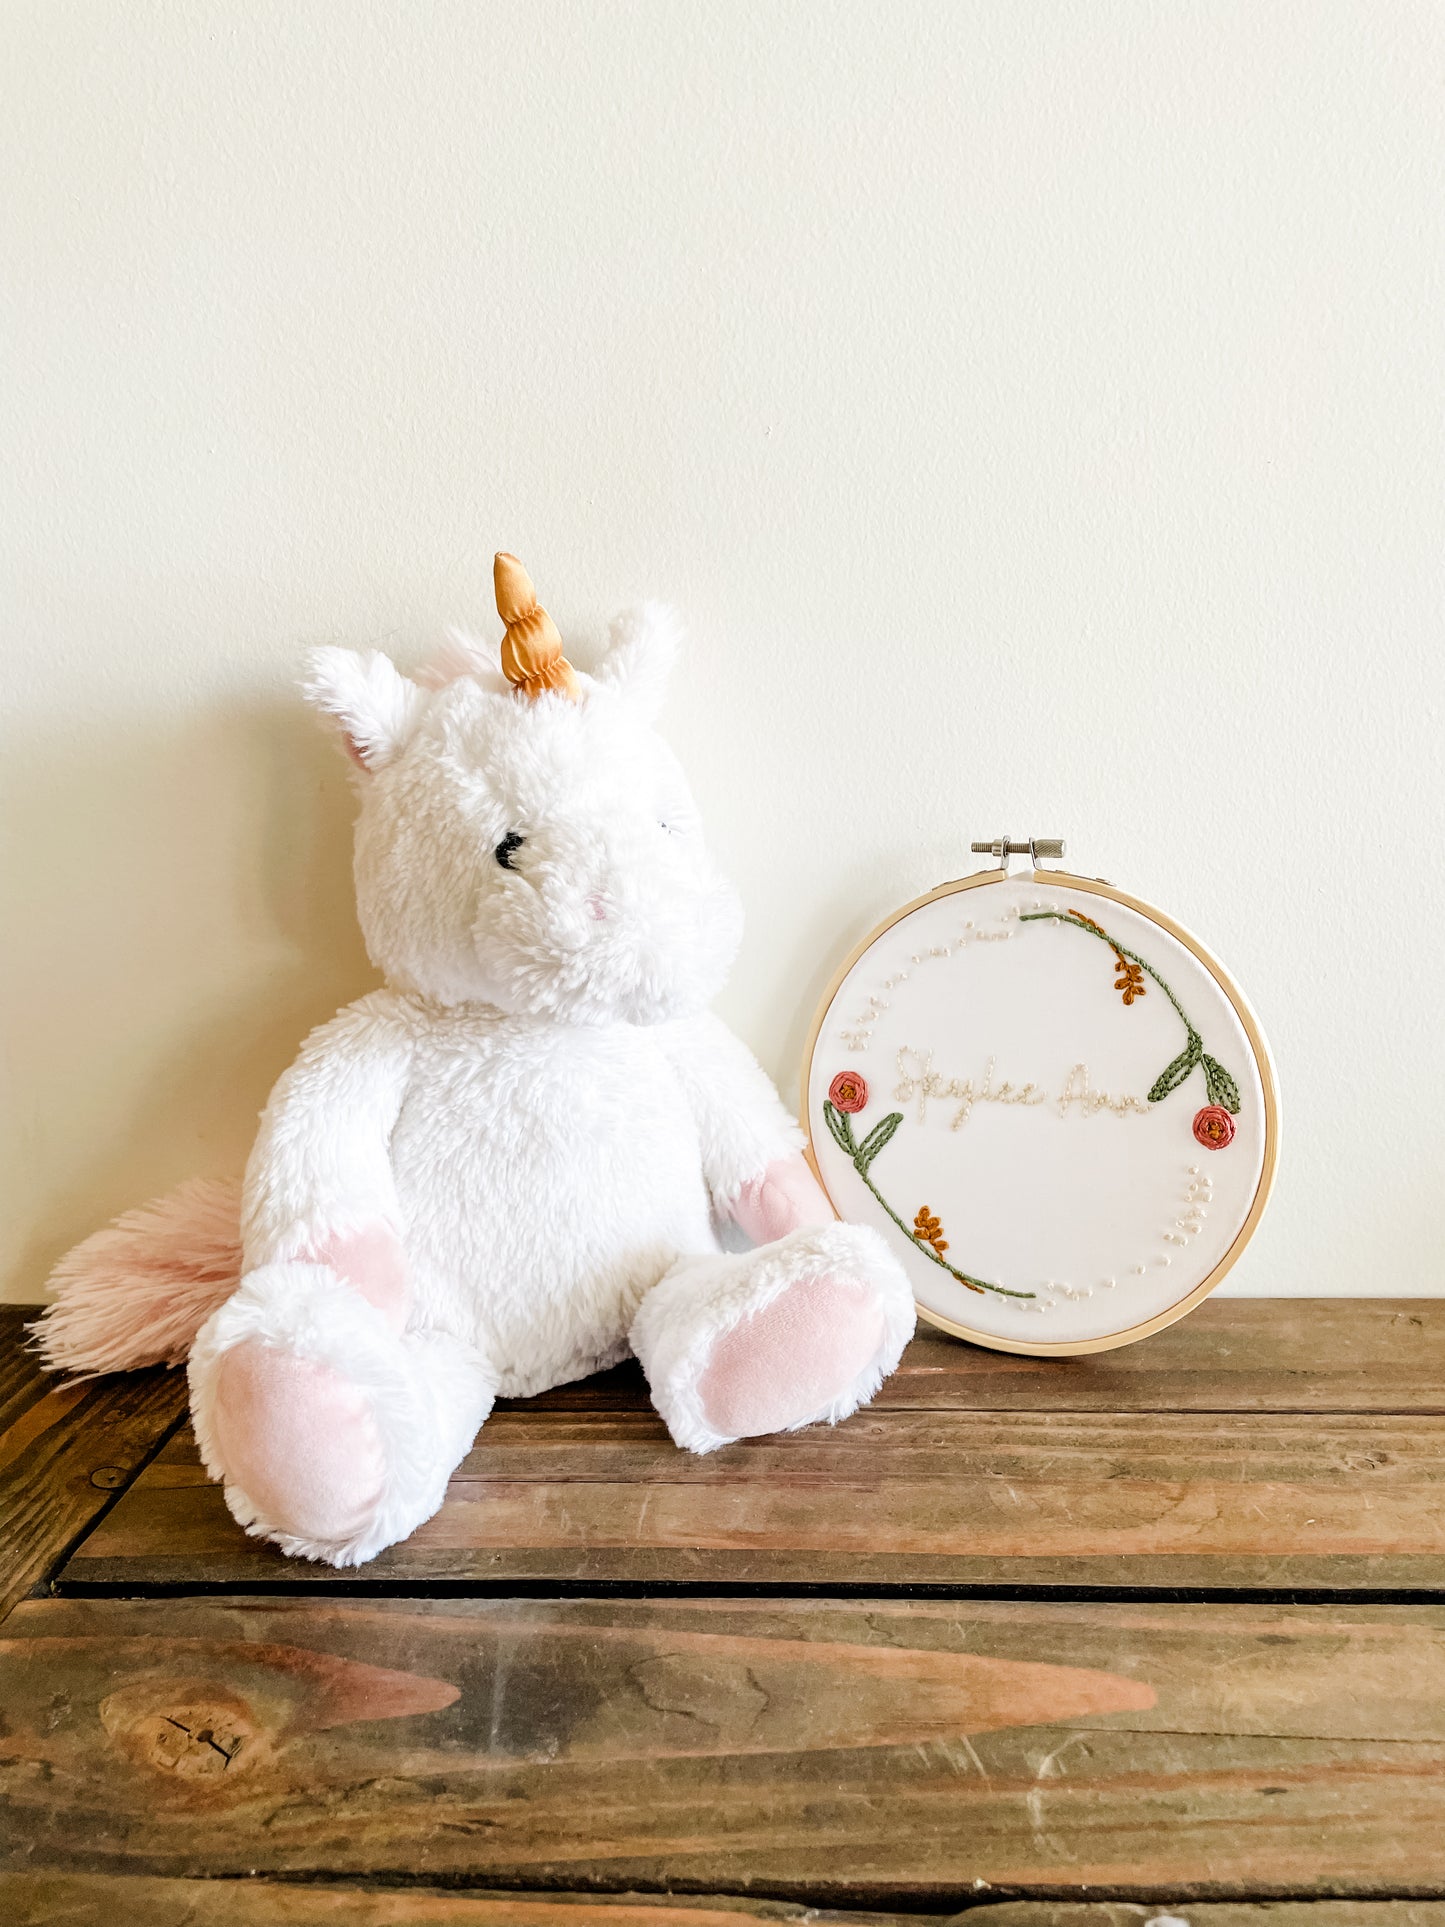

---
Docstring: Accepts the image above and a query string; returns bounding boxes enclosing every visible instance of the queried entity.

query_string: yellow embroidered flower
[1070,908,1147,1006]
[912,1206,948,1254]
[1114,961,1147,1005]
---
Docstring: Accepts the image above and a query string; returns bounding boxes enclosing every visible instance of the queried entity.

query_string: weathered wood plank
[61,1406,1445,1590]
[967,1911,1445,1925]
[0,1306,187,1621]
[4,1596,1445,1898]
[3,1878,1443,1927]
[521,1303,1445,1414]
[0,1876,930,1925]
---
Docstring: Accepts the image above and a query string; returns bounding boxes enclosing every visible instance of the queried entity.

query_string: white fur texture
[304,648,427,770]
[590,603,682,721]
[46,596,914,1565]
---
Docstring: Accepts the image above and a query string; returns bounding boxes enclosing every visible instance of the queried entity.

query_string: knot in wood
[100,1682,260,1784]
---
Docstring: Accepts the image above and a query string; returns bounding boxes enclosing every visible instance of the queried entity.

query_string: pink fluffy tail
[33,1177,244,1376]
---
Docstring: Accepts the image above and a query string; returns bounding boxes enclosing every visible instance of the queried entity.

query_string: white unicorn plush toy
[39,555,914,1567]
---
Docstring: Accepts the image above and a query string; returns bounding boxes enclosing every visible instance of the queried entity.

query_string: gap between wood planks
[7,1872,1445,1920]
[29,1403,188,1589]
[49,1577,1445,1602]
[7,1867,1445,1913]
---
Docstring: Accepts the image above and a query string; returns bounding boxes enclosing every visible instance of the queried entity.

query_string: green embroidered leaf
[1201,1053,1242,1114]
[855,1111,903,1171]
[823,1100,856,1155]
[1148,1033,1203,1104]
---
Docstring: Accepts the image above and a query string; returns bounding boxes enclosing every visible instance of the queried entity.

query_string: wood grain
[0,1876,931,1926]
[964,1913,1445,1926]
[519,1303,1445,1414]
[4,1879,1443,1927]
[4,1595,1445,1898]
[0,1306,187,1621]
[61,1403,1445,1590]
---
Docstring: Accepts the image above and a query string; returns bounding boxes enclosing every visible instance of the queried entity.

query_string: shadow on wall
[2,694,376,1301]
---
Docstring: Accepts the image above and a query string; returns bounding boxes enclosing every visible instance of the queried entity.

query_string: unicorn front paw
[188,1263,494,1566]
[631,1223,915,1453]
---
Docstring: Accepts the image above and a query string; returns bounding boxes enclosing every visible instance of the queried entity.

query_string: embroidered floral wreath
[822,906,1241,1298]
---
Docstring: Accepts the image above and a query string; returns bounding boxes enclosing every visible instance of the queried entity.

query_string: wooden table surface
[3,1299,1444,1921]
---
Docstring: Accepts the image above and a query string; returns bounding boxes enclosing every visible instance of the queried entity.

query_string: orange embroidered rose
[1193,1105,1235,1150]
[828,1071,869,1114]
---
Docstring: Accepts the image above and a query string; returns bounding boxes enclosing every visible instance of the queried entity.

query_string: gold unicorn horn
[494,552,578,702]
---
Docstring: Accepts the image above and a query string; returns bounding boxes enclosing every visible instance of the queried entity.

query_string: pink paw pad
[303,1223,409,1330]
[697,1271,886,1441]
[731,1154,835,1244]
[210,1339,385,1545]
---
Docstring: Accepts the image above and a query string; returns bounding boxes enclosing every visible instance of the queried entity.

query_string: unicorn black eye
[494,832,525,870]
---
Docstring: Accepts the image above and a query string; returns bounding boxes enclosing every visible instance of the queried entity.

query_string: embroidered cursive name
[894,1048,1048,1131]
[894,1046,1148,1130]
[1055,1063,1150,1120]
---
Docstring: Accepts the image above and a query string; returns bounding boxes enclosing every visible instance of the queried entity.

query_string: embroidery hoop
[799,863,1279,1356]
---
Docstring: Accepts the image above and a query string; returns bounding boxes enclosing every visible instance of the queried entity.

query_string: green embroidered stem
[1019,909,1240,1114]
[823,1100,1035,1300]
[1021,911,1190,1029]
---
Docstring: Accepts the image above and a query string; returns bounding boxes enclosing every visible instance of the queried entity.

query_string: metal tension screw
[971,837,1065,866]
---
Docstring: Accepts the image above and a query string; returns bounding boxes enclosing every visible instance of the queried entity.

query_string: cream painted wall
[4,2,1443,1304]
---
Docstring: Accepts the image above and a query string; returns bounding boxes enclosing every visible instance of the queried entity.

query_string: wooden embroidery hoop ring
[798,867,1281,1357]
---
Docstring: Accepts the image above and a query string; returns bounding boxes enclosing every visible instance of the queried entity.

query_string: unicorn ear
[302,647,426,772]
[591,603,680,721]
[415,628,511,694]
